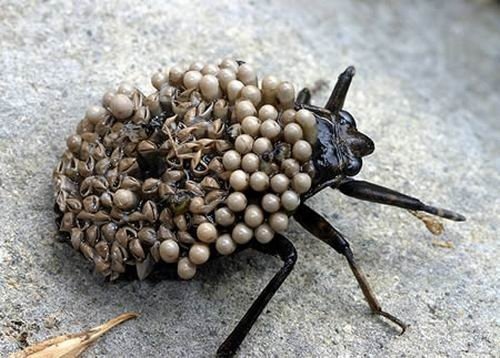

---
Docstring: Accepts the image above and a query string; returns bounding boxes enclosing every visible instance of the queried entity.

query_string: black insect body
[52,61,465,357]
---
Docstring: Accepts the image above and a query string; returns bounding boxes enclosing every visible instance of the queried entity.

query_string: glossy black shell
[301,105,374,199]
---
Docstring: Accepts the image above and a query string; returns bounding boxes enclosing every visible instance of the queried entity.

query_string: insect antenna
[325,66,356,115]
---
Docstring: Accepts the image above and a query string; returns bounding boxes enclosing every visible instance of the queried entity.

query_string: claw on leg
[345,251,407,334]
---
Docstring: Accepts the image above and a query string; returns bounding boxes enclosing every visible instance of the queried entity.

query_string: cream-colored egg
[281,158,300,178]
[281,190,301,211]
[151,71,168,90]
[269,212,289,233]
[235,100,257,122]
[261,75,280,103]
[230,169,250,191]
[113,189,138,210]
[252,137,273,155]
[189,243,210,265]
[159,239,180,263]
[296,109,316,128]
[183,70,203,89]
[199,74,220,101]
[189,62,204,71]
[277,82,295,108]
[66,135,82,153]
[241,153,260,173]
[215,207,236,226]
[232,223,254,244]
[244,205,264,228]
[284,123,303,144]
[222,150,241,171]
[255,223,275,244]
[260,120,281,140]
[270,173,290,193]
[226,192,248,212]
[258,104,279,121]
[292,173,312,194]
[196,222,218,243]
[85,105,107,125]
[237,63,257,86]
[241,116,261,137]
[280,109,296,125]
[227,80,245,103]
[261,193,281,213]
[216,234,237,255]
[117,82,136,97]
[249,171,270,192]
[177,257,196,279]
[109,94,134,120]
[235,134,254,154]
[241,85,262,107]
[217,68,237,91]
[169,65,185,86]
[219,58,239,72]
[201,64,219,75]
[102,90,115,108]
[292,140,313,162]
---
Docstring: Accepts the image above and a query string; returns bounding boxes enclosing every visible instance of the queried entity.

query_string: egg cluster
[53,59,317,280]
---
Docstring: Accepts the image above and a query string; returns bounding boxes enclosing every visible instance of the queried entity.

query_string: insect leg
[337,179,465,221]
[325,66,356,114]
[217,235,297,357]
[294,203,408,333]
[296,87,312,105]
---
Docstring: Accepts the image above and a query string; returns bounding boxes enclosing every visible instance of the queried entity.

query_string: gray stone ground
[0,0,499,357]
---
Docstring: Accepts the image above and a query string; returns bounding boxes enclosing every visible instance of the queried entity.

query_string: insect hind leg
[337,179,466,222]
[216,235,297,357]
[294,204,407,333]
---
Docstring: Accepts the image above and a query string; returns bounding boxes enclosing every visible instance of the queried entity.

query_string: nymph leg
[337,179,465,221]
[217,235,298,357]
[294,204,407,333]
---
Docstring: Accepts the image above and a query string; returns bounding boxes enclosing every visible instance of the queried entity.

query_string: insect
[52,60,465,357]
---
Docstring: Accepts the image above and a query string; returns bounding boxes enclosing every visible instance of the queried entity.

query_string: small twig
[431,240,454,249]
[10,312,139,358]
[408,210,444,235]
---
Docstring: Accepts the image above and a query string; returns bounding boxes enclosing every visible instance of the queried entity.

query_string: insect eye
[345,157,362,176]
[339,110,356,127]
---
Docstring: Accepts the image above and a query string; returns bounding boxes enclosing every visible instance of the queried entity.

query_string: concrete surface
[0,0,499,356]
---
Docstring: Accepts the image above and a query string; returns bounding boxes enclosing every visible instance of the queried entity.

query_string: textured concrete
[0,0,499,356]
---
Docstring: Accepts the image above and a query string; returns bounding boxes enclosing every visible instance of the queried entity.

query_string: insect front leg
[296,88,312,105]
[217,235,297,357]
[294,203,408,333]
[337,178,465,221]
[325,66,356,114]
